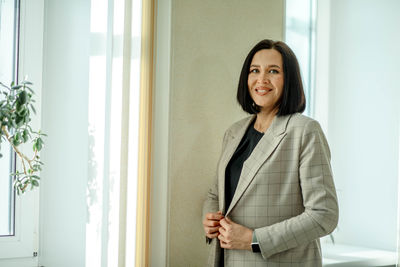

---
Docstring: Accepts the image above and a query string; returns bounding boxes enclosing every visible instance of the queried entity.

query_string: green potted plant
[0,80,45,194]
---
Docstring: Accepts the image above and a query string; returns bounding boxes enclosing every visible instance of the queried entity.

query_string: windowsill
[322,243,397,267]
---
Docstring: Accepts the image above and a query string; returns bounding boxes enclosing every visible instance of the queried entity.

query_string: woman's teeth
[256,88,271,95]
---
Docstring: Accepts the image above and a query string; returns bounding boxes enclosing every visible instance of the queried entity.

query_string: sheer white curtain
[86,0,142,266]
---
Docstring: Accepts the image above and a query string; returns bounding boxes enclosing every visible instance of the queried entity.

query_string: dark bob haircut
[237,39,306,115]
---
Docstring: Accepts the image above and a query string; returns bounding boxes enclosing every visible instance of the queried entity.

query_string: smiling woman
[202,39,338,267]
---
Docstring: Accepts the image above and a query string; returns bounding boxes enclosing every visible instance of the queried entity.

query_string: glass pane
[0,145,13,236]
[0,0,17,237]
[285,0,316,116]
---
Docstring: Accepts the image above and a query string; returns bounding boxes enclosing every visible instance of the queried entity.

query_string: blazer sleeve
[255,120,339,259]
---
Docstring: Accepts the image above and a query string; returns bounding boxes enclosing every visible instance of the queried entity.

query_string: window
[0,0,41,263]
[0,0,19,238]
[285,0,316,116]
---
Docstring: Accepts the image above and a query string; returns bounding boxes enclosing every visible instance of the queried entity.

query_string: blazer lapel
[218,115,256,213]
[225,114,292,216]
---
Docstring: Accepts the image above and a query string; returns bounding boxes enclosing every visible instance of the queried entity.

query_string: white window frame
[0,0,43,265]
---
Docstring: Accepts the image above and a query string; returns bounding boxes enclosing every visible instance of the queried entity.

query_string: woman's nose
[257,72,270,83]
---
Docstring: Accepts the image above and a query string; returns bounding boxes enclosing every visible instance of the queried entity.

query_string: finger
[207,211,224,220]
[220,240,229,249]
[218,226,226,235]
[225,217,233,223]
[206,226,220,234]
[206,212,224,221]
[206,232,219,239]
[224,217,237,227]
[219,218,230,228]
[218,235,231,249]
[219,240,226,248]
[219,225,233,243]
[203,219,220,227]
[217,233,226,243]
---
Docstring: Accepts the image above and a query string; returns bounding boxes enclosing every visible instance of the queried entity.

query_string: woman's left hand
[218,217,253,251]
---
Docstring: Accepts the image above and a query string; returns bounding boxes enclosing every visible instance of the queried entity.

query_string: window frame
[0,0,43,263]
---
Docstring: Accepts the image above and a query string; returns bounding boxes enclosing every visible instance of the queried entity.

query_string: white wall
[165,0,284,266]
[40,0,90,266]
[322,0,400,250]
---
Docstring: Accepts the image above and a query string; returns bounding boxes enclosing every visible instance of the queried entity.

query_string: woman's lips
[255,87,272,96]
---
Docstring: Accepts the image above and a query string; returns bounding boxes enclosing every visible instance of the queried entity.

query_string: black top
[224,118,264,211]
[220,119,264,267]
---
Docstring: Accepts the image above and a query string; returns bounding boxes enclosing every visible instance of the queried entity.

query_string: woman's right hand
[203,211,224,239]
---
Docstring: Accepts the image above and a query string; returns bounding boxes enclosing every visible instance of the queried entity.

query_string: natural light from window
[85,0,141,266]
[285,0,316,117]
[0,0,17,237]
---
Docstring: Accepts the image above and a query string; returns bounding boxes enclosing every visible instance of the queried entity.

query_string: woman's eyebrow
[269,64,281,69]
[250,64,281,69]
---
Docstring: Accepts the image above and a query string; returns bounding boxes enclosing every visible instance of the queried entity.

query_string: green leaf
[22,129,29,142]
[32,164,41,171]
[34,137,44,151]
[11,85,23,90]
[31,179,39,187]
[15,132,20,141]
[18,91,28,104]
[30,104,36,114]
[13,178,20,188]
[12,137,19,147]
[16,102,23,112]
[15,115,24,127]
[18,107,28,117]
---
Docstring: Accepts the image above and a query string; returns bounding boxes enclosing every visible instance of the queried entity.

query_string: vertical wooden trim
[136,0,155,266]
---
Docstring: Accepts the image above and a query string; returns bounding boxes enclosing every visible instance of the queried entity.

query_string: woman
[202,39,338,267]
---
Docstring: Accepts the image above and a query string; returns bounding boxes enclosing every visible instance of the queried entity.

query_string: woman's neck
[254,110,277,133]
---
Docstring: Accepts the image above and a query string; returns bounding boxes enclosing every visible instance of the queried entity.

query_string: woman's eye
[249,69,259,73]
[269,69,279,74]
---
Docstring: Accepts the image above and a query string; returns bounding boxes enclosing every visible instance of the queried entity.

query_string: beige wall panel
[168,1,284,266]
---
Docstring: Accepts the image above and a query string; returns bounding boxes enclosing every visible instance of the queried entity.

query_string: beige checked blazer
[203,113,339,267]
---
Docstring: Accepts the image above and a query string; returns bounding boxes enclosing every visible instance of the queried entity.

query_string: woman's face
[247,49,284,113]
